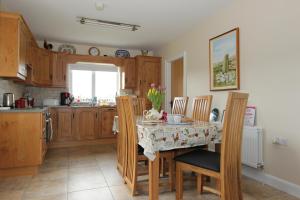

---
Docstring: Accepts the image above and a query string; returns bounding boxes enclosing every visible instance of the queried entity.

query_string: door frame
[164,51,187,113]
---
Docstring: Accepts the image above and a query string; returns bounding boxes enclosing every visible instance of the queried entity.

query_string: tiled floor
[0,144,299,200]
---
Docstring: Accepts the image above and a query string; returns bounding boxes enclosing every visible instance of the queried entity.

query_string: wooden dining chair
[192,95,213,122]
[175,92,249,200]
[172,97,189,116]
[115,97,127,176]
[120,96,175,195]
[133,97,146,116]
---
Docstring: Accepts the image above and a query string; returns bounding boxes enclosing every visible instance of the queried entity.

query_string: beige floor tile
[100,164,124,186]
[68,167,107,192]
[68,187,114,200]
[68,157,98,168]
[0,190,24,200]
[24,178,67,198]
[22,193,67,200]
[0,176,32,192]
[109,185,148,200]
[31,168,68,182]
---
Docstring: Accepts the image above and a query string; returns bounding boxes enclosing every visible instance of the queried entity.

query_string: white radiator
[242,126,264,168]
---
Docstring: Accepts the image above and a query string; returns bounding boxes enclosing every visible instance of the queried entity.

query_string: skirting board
[242,166,300,198]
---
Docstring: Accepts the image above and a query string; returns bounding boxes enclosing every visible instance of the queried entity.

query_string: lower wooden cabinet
[0,112,45,169]
[50,107,116,143]
[99,107,117,138]
[56,108,74,141]
[73,108,98,140]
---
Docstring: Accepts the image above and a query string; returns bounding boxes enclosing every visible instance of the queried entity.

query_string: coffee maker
[60,92,74,106]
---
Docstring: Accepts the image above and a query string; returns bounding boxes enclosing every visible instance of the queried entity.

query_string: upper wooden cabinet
[121,58,136,89]
[135,56,161,106]
[0,13,35,79]
[73,108,98,140]
[51,52,67,87]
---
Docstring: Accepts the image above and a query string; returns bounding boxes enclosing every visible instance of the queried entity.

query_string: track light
[77,17,140,31]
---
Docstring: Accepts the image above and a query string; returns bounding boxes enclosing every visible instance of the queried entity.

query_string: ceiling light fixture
[77,17,140,31]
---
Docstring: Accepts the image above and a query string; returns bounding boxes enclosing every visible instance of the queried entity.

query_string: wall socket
[272,137,288,146]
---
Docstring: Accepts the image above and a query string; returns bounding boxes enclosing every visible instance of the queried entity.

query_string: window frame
[68,63,120,101]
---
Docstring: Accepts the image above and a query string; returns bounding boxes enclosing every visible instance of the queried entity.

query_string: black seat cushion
[174,149,220,172]
[138,145,144,155]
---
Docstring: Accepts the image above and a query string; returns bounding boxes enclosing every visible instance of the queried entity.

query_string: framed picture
[209,28,240,91]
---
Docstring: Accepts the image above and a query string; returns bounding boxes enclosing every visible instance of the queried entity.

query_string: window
[69,63,119,102]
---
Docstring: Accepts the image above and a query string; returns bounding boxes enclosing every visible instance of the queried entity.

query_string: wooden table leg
[149,152,160,200]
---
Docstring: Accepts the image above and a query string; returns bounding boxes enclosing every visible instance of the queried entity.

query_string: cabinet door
[18,21,27,77]
[51,52,67,87]
[100,108,117,138]
[57,108,73,141]
[121,58,136,89]
[73,108,98,140]
[38,49,51,85]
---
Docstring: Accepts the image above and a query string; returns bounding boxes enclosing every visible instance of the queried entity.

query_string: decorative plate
[167,122,193,125]
[89,47,100,56]
[58,44,76,54]
[115,49,130,58]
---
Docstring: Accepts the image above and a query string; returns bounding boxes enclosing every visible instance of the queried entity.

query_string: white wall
[157,0,300,186]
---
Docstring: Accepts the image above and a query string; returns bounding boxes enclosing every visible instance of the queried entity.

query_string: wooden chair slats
[175,92,249,200]
[133,97,146,116]
[192,95,213,122]
[116,97,127,176]
[172,97,189,116]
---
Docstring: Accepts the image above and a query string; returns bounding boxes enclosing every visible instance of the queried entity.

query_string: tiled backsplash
[0,78,25,106]
[25,87,68,106]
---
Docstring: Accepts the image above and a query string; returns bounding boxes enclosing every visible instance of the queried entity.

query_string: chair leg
[168,157,175,191]
[196,174,204,194]
[216,178,221,195]
[176,163,183,200]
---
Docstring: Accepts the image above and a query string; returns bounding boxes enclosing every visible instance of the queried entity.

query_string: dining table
[136,118,220,200]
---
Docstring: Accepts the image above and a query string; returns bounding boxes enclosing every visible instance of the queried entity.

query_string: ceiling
[1,0,232,50]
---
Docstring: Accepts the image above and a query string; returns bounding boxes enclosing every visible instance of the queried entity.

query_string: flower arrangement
[147,83,165,111]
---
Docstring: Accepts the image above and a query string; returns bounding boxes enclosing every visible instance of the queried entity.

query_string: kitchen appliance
[3,93,14,108]
[45,111,53,143]
[60,92,74,105]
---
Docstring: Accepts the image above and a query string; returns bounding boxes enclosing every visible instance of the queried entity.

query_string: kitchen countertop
[0,107,48,113]
[47,105,116,108]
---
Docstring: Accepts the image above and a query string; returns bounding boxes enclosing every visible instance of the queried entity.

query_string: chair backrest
[133,97,146,116]
[191,95,213,122]
[115,97,127,176]
[172,97,189,115]
[120,96,138,191]
[220,92,249,200]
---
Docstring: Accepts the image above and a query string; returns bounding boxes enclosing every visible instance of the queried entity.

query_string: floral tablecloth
[137,121,219,160]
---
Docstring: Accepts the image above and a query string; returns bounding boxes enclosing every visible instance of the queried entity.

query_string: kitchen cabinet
[36,48,52,86]
[100,107,117,138]
[121,58,136,89]
[57,108,74,141]
[0,13,35,79]
[0,112,45,174]
[73,108,98,140]
[135,56,161,108]
[51,52,67,87]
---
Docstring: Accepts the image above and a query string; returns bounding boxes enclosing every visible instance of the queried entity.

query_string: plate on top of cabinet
[58,44,76,54]
[115,49,130,58]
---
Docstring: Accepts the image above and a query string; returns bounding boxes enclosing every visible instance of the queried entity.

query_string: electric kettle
[3,93,15,108]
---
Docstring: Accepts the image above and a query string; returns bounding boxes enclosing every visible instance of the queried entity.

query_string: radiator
[242,126,264,168]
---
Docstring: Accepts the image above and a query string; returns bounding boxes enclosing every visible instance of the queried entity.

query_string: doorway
[170,58,184,108]
[164,52,187,113]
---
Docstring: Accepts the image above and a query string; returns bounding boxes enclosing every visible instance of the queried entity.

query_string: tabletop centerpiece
[144,83,165,121]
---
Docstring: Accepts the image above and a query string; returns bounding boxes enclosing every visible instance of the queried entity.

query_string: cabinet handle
[96,113,98,118]
[72,113,75,118]
[139,80,142,85]
[50,74,53,80]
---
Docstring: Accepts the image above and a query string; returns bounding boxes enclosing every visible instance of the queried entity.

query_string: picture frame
[209,28,240,91]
